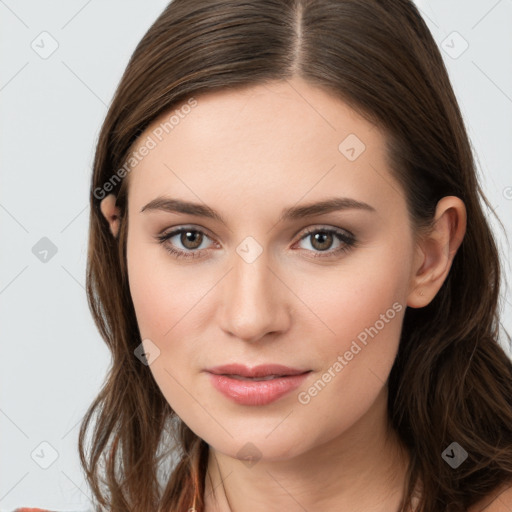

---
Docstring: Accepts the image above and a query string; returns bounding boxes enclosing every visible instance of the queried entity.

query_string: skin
[100,76,467,511]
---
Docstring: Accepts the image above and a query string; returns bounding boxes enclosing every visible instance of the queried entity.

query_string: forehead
[126,78,405,217]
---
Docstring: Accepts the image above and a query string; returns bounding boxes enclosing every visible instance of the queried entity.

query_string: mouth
[206,363,310,378]
[205,364,312,406]
[222,374,290,381]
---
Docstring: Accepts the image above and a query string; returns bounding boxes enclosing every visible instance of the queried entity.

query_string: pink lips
[205,364,311,406]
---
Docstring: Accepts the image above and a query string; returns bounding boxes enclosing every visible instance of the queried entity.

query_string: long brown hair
[79,1,512,510]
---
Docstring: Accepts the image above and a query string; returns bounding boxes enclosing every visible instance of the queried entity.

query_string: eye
[156,227,216,260]
[293,227,357,258]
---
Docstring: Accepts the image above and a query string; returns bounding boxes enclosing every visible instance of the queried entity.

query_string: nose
[218,249,291,343]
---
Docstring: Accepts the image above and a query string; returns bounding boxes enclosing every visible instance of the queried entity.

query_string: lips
[206,363,309,378]
[205,364,311,406]
[226,374,283,381]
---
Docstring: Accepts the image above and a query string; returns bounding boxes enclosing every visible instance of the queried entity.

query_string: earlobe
[407,196,467,308]
[99,194,121,238]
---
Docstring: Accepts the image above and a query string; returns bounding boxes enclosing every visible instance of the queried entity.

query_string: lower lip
[207,372,310,406]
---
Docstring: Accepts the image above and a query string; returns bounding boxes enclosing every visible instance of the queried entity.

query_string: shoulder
[14,509,54,512]
[468,482,512,512]
[14,508,91,512]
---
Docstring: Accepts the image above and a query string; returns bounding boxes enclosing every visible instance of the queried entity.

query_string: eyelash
[155,226,357,261]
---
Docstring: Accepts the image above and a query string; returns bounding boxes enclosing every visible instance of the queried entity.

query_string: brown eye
[309,231,334,251]
[180,230,203,250]
[156,227,215,260]
[295,227,356,259]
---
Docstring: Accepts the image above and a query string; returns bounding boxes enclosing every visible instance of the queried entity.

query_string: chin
[194,416,317,462]
[213,435,309,464]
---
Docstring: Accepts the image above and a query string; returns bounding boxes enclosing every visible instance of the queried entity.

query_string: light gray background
[1,1,511,510]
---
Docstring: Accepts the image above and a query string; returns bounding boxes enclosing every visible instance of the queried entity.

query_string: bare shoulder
[468,482,512,512]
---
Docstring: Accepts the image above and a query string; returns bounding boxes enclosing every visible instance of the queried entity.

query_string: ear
[407,196,467,308]
[100,194,121,238]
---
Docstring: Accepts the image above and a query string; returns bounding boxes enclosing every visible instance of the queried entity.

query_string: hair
[79,0,512,511]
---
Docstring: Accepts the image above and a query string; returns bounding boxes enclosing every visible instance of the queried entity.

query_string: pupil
[313,232,332,251]
[182,230,202,249]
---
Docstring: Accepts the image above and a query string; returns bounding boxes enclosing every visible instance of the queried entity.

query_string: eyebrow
[140,196,376,225]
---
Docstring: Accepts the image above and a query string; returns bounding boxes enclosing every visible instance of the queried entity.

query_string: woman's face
[125,77,421,461]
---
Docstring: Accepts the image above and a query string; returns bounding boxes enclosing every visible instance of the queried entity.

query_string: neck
[203,387,413,512]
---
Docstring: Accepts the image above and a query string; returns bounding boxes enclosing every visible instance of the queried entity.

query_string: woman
[18,0,512,511]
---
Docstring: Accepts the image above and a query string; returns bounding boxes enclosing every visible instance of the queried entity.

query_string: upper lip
[206,364,310,378]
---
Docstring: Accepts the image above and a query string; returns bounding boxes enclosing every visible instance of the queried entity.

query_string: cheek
[126,229,208,340]
[290,242,409,413]
[126,235,215,421]
[293,237,410,350]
